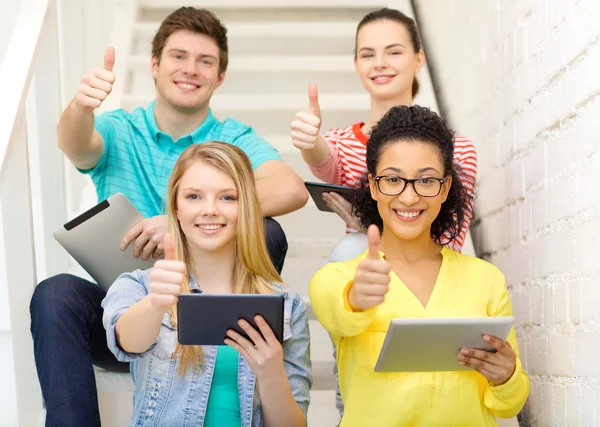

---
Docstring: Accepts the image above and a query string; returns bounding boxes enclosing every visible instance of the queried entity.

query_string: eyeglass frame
[372,175,449,197]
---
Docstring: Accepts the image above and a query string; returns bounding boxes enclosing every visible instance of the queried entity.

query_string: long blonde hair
[166,142,282,373]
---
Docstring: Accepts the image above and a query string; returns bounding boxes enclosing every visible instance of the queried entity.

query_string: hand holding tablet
[458,333,517,385]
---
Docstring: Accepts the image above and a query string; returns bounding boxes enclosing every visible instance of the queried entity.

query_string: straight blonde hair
[166,142,282,374]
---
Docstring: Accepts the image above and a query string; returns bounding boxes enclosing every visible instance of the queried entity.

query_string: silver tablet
[374,317,514,373]
[54,193,156,291]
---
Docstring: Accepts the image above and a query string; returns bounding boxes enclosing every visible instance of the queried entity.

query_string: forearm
[57,100,96,160]
[256,172,308,217]
[300,134,331,166]
[258,374,306,427]
[115,296,165,353]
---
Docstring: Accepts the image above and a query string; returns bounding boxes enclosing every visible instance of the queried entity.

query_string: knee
[30,274,88,317]
[264,217,287,250]
[328,232,368,263]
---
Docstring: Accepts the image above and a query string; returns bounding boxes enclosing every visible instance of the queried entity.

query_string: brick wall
[414,0,600,425]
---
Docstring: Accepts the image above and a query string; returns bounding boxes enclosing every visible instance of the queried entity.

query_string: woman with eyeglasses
[290,7,476,261]
[309,105,529,427]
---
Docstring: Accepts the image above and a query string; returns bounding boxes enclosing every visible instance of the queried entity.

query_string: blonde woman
[102,142,311,426]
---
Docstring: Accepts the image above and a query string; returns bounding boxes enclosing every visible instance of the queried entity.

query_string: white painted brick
[553,281,568,323]
[580,383,597,426]
[530,287,544,325]
[568,280,582,324]
[574,330,600,376]
[543,284,554,325]
[523,141,546,191]
[580,278,600,324]
[566,383,582,426]
[551,383,568,426]
[547,333,573,376]
[573,219,600,275]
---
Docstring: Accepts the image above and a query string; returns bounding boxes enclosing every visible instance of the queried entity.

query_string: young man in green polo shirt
[30,7,308,426]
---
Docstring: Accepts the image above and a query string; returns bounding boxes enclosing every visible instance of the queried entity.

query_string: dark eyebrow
[358,43,405,53]
[380,166,441,174]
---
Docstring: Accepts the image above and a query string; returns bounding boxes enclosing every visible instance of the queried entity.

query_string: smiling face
[368,140,451,242]
[175,160,238,255]
[151,30,225,114]
[354,19,424,101]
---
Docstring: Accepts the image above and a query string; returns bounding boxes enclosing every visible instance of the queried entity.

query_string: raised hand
[74,47,116,111]
[147,233,186,312]
[290,83,322,151]
[322,191,364,231]
[458,334,518,386]
[347,225,391,311]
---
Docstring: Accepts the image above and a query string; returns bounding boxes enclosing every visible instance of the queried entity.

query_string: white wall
[414,0,600,425]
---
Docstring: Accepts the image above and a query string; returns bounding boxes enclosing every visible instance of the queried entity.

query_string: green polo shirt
[81,100,282,217]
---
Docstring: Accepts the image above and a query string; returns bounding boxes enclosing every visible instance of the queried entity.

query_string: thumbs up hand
[290,83,323,151]
[74,47,117,112]
[148,233,187,312]
[347,225,391,312]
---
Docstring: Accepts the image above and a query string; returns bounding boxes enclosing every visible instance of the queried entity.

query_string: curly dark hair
[351,105,473,245]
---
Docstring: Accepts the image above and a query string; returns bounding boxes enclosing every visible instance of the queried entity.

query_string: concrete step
[132,21,356,56]
[307,390,341,426]
[278,203,346,241]
[281,246,332,297]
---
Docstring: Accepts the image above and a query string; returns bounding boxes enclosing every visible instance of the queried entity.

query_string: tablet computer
[177,293,285,346]
[374,317,514,372]
[305,181,358,213]
[53,193,155,291]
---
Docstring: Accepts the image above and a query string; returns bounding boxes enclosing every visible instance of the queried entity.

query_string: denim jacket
[102,269,312,426]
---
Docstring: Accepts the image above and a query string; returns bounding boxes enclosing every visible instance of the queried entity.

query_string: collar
[144,100,219,144]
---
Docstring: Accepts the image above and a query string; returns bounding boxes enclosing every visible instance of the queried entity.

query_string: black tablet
[177,293,285,346]
[305,181,359,212]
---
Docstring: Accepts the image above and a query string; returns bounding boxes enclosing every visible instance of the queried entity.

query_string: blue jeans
[30,217,287,427]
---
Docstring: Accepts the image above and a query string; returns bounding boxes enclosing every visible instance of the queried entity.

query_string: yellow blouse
[309,246,530,427]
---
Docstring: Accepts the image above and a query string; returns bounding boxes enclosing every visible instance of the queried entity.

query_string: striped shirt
[80,101,282,218]
[309,122,477,251]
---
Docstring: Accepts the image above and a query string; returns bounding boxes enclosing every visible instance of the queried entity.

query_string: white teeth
[396,211,420,218]
[177,83,197,89]
[198,224,223,230]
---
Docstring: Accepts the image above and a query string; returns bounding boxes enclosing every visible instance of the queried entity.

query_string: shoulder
[325,123,362,140]
[270,283,304,310]
[216,117,256,140]
[113,268,152,291]
[453,133,476,152]
[444,248,504,283]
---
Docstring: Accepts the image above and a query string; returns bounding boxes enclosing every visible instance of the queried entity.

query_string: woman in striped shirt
[290,7,477,261]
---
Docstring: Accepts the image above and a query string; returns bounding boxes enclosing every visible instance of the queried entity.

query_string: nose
[398,183,420,206]
[182,58,198,76]
[374,52,387,69]
[200,199,219,216]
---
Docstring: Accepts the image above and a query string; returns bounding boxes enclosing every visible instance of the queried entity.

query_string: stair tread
[140,0,385,8]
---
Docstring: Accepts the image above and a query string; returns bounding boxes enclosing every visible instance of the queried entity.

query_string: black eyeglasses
[373,175,448,197]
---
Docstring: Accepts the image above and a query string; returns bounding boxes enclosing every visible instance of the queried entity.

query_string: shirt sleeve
[101,270,158,362]
[77,111,117,175]
[308,128,344,185]
[483,269,530,418]
[283,295,313,417]
[447,134,478,252]
[309,261,379,338]
[227,123,282,170]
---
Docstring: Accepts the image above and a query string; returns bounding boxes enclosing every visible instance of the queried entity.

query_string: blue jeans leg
[30,273,129,427]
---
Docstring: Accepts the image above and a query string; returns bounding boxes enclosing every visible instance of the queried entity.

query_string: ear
[151,55,160,80]
[215,71,226,88]
[368,174,379,201]
[440,175,452,203]
[414,50,425,74]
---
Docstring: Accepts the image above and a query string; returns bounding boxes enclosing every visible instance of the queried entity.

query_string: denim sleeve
[101,270,157,362]
[282,294,312,419]
[225,122,283,170]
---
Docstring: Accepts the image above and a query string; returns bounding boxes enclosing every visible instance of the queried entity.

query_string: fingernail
[255,316,262,323]
[458,354,465,360]
[459,361,466,365]
[461,348,469,355]
[484,335,491,342]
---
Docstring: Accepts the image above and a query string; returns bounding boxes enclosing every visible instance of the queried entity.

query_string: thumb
[103,47,115,72]
[308,83,321,118]
[367,224,381,261]
[163,233,176,261]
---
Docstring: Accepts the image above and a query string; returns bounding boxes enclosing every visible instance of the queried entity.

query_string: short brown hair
[152,7,228,74]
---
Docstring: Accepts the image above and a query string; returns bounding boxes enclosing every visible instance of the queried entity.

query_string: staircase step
[282,250,330,297]
[278,203,346,241]
[307,390,341,426]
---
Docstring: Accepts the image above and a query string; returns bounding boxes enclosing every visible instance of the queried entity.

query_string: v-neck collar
[383,246,450,313]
